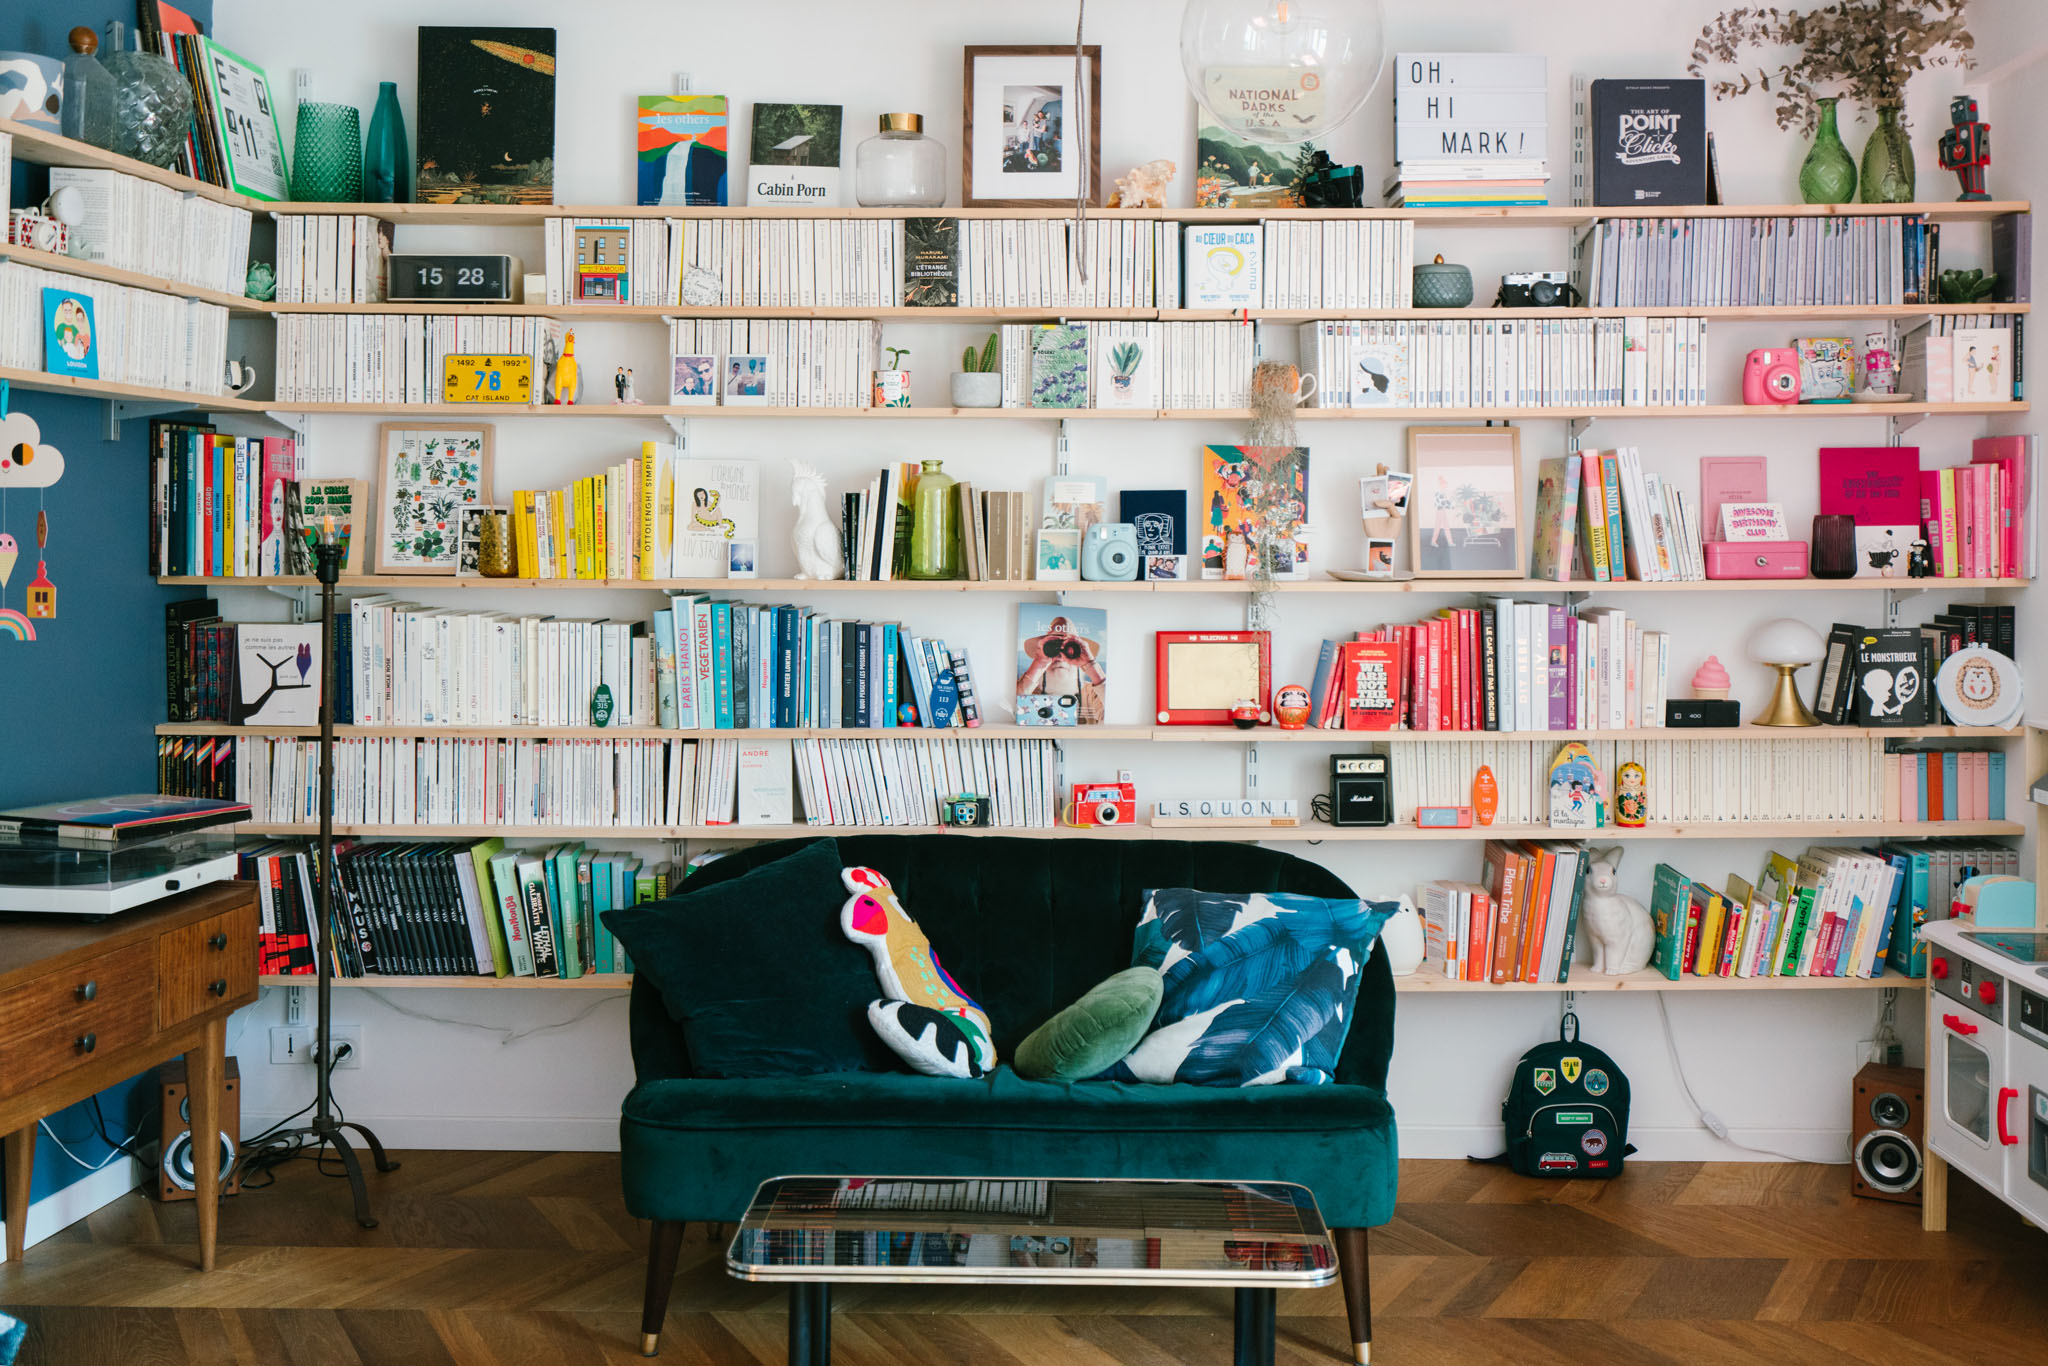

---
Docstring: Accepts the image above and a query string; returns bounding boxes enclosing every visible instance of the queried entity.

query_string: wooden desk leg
[1922,1149,1949,1233]
[186,1016,226,1271]
[4,1122,33,1264]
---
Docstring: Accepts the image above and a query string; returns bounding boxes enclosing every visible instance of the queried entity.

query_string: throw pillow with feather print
[1109,888,1394,1087]
[842,865,996,1078]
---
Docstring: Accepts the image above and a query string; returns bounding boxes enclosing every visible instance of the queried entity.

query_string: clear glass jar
[908,460,961,580]
[856,113,947,208]
[60,27,117,149]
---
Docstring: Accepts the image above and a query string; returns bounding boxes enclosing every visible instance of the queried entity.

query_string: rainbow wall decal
[0,608,37,640]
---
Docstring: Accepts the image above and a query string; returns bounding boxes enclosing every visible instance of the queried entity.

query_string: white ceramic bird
[790,460,844,580]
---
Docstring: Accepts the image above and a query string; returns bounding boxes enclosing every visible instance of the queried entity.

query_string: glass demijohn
[856,114,947,208]
[1180,0,1387,145]
[59,28,117,150]
[908,460,962,579]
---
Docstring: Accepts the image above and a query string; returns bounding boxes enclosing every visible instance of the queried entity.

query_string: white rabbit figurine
[1579,846,1654,975]
[789,460,844,580]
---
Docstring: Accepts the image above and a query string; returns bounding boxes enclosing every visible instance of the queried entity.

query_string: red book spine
[1407,625,1426,731]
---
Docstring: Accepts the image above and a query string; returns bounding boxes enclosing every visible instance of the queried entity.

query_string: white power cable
[361,988,626,1045]
[37,1117,148,1174]
[1656,994,1850,1165]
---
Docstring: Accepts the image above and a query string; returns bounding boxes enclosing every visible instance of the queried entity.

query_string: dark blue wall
[3,0,212,1221]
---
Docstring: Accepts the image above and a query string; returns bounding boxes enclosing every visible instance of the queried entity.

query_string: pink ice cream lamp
[1691,655,1731,700]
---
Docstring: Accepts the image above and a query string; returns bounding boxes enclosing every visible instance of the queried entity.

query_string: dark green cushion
[601,839,894,1078]
[618,1065,1399,1227]
[1014,968,1162,1081]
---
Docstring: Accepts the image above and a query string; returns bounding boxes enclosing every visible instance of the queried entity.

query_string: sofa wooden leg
[641,1220,687,1356]
[1335,1227,1371,1365]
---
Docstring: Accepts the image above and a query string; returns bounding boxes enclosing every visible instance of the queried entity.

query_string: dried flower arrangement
[1687,0,1974,133]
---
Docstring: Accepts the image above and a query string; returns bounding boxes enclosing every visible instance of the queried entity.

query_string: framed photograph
[374,423,493,575]
[1144,553,1186,582]
[728,538,758,579]
[725,354,770,404]
[1034,528,1080,582]
[1407,427,1523,579]
[1155,630,1272,726]
[671,353,718,405]
[963,45,1101,208]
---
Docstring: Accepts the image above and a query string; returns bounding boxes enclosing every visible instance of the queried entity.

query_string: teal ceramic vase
[1860,104,1916,204]
[365,81,410,203]
[1798,97,1856,205]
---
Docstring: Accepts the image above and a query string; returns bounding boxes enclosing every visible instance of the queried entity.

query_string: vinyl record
[1934,646,2024,730]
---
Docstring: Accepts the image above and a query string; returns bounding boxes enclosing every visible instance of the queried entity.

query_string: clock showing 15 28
[442,354,534,403]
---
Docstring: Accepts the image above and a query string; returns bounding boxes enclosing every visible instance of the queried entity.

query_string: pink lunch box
[1703,540,1810,579]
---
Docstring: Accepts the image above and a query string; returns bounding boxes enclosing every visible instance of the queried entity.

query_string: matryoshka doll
[1616,761,1648,828]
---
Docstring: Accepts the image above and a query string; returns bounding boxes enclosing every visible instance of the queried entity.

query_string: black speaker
[157,1057,241,1202]
[1851,1061,1923,1205]
[1330,755,1391,827]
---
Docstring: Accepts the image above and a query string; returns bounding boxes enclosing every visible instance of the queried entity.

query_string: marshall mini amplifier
[1329,754,1391,827]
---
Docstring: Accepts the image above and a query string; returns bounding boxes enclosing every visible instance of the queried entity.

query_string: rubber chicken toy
[552,329,579,405]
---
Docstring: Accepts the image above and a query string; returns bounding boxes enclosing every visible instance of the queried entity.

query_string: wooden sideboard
[1,882,258,1268]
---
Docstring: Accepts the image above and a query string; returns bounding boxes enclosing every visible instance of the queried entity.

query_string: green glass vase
[1860,104,1916,204]
[290,101,363,202]
[907,459,961,580]
[1799,97,1857,205]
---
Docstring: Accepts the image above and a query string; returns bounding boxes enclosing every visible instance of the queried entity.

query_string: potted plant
[873,346,911,407]
[1688,0,1974,204]
[953,332,1001,408]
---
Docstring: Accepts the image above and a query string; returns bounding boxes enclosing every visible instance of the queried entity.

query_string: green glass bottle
[1860,105,1916,204]
[1798,97,1856,205]
[907,459,961,580]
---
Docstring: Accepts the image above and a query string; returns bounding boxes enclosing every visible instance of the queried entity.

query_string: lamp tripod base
[1754,663,1821,727]
[247,1113,399,1228]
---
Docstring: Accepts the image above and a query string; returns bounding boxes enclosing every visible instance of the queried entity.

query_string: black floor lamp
[246,517,399,1226]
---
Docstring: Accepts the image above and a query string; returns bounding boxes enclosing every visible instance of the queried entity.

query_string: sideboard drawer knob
[76,980,97,1002]
[209,933,228,951]
[210,978,229,998]
[76,1032,97,1054]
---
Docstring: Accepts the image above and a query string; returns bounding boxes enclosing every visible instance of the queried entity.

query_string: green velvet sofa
[626,834,1397,1363]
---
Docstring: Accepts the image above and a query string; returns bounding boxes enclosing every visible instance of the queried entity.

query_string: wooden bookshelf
[229,819,2023,842]
[1,118,260,210]
[258,967,1927,993]
[165,722,2018,744]
[0,364,266,411]
[161,573,2032,594]
[0,241,269,315]
[239,400,2032,421]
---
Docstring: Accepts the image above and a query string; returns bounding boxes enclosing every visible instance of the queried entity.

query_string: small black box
[1666,699,1741,728]
[1330,755,1392,826]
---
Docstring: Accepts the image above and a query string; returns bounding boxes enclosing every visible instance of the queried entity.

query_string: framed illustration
[963,45,1101,207]
[195,39,289,201]
[1155,630,1272,725]
[1407,427,1524,579]
[374,424,494,575]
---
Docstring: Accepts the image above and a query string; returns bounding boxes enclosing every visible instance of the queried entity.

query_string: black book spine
[1479,610,1499,730]
[336,847,379,977]
[841,621,860,727]
[523,869,558,978]
[436,848,474,974]
[371,848,415,975]
[854,622,872,727]
[402,848,449,976]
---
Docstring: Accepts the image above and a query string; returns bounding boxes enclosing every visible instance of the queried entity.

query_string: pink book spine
[1563,612,1578,730]
[1972,465,1992,577]
[1919,469,1943,573]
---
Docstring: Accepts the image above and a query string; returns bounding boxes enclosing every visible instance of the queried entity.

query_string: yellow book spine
[551,489,570,579]
[1695,894,1724,975]
[638,442,658,579]
[593,475,608,580]
[514,490,536,577]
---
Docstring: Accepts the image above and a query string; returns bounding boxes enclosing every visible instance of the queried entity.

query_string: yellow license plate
[442,354,534,403]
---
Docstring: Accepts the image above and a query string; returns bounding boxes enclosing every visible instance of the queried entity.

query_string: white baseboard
[0,1156,148,1261]
[1398,1122,1852,1164]
[242,1112,622,1151]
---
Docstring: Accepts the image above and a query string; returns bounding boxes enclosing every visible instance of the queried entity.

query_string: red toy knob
[1931,957,1949,980]
[1979,980,1999,1006]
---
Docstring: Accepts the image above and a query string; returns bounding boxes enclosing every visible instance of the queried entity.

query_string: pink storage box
[1703,541,1810,579]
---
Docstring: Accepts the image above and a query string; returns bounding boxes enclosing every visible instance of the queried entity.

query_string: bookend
[240,532,399,1226]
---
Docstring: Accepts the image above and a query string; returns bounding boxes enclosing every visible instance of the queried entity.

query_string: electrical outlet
[269,1025,363,1069]
[1854,1038,1885,1070]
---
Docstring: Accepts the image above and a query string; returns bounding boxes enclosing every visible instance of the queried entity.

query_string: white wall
[211,0,2034,1162]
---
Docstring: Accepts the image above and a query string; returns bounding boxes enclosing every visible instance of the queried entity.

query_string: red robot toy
[1938,96,1991,202]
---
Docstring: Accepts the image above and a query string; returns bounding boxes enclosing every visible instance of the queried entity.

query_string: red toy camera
[1068,771,1137,827]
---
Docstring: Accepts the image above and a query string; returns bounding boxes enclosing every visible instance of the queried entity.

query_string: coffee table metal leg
[811,1283,831,1364]
[1233,1287,1275,1366]
[788,1284,831,1365]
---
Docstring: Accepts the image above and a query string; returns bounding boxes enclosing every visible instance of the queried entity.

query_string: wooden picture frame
[1155,630,1272,725]
[374,423,494,575]
[963,45,1102,208]
[1407,426,1525,579]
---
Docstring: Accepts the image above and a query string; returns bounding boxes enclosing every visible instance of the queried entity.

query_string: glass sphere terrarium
[100,22,194,168]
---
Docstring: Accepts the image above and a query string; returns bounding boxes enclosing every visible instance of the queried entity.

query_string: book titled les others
[0,794,250,843]
[1590,79,1707,207]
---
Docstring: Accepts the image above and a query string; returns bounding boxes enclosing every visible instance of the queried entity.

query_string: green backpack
[1495,1012,1635,1179]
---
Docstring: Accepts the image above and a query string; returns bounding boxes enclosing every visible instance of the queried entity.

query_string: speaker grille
[1869,1091,1910,1130]
[1853,1128,1923,1194]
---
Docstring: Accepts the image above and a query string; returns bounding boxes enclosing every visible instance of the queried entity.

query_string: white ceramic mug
[224,360,259,394]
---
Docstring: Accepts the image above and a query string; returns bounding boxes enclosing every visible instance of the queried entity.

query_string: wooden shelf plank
[229,819,2023,842]
[159,573,2031,593]
[249,401,2031,420]
[0,365,266,411]
[261,968,1924,992]
[0,242,270,314]
[1,118,264,210]
[168,722,2017,743]
[261,301,2030,322]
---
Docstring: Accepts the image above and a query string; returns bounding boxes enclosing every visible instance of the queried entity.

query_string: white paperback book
[235,624,324,726]
[737,739,794,825]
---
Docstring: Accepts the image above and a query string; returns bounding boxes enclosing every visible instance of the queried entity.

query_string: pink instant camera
[1743,348,1802,405]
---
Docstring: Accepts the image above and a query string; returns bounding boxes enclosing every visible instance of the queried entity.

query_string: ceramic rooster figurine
[790,460,844,580]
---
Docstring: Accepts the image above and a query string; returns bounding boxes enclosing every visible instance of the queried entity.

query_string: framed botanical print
[963,45,1102,207]
[1407,427,1524,578]
[374,423,494,574]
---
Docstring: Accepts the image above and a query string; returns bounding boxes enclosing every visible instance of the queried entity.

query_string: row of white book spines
[1386,738,1893,827]
[0,264,229,392]
[44,165,254,294]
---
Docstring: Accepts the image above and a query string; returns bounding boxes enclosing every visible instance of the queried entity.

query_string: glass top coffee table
[727,1176,1337,1365]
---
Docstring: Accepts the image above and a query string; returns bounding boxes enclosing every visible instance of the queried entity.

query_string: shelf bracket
[1565,416,1591,453]
[1561,990,1577,1017]
[104,398,302,442]
[1056,419,1074,477]
[265,585,315,623]
[1246,742,1261,797]
[662,415,693,453]
[1888,411,1925,443]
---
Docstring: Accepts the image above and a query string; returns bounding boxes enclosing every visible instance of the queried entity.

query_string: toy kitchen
[1923,918,2048,1228]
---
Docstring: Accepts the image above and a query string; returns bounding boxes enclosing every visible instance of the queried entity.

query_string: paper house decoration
[25,561,54,619]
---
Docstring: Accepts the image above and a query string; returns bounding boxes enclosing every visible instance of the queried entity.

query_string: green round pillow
[1013,968,1164,1082]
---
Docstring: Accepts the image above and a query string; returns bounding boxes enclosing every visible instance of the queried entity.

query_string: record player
[0,828,240,916]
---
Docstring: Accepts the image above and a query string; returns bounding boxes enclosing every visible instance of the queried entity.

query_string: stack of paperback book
[1386,53,1549,207]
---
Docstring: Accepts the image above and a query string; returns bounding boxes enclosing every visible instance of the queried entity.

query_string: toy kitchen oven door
[2012,976,2048,1224]
[1926,931,2012,1197]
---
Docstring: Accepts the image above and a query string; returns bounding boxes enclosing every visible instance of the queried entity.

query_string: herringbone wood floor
[2,1151,2044,1364]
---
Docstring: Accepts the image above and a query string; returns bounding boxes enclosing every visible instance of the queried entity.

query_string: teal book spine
[1600,456,1625,579]
[591,857,614,975]
[881,622,900,727]
[1942,752,1960,821]
[1989,751,2006,820]
[550,845,584,978]
[711,602,734,729]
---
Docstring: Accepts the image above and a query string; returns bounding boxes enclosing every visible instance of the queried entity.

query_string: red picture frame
[1155,630,1272,725]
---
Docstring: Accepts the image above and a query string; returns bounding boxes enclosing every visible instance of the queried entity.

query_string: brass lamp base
[1754,662,1821,727]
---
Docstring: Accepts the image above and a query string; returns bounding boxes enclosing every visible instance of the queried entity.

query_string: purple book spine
[1548,604,1570,730]
[1563,610,1579,730]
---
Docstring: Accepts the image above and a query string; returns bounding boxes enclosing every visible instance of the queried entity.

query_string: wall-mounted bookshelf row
[255,966,1926,994]
[164,722,2019,745]
[157,574,2032,594]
